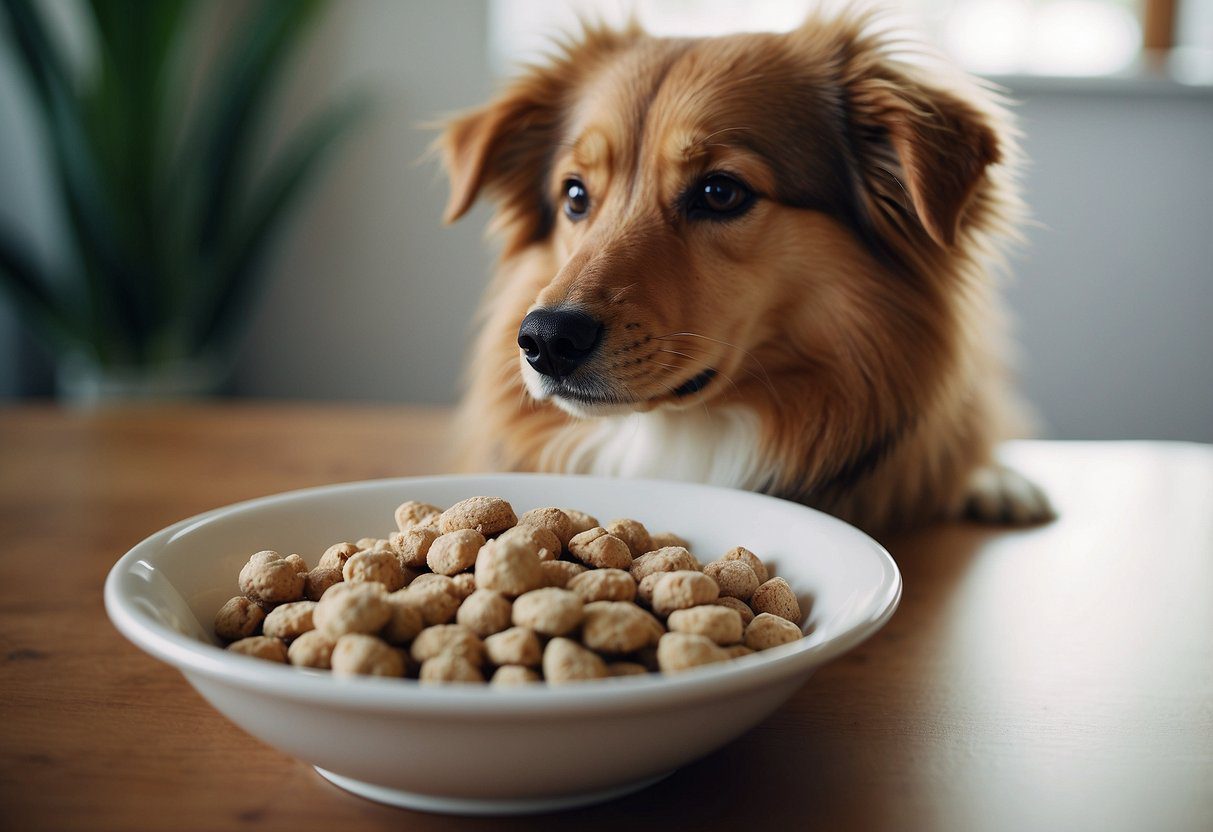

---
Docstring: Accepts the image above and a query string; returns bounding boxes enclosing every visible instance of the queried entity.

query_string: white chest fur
[541,405,775,491]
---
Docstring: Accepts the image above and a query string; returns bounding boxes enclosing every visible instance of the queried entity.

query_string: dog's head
[440,13,1008,421]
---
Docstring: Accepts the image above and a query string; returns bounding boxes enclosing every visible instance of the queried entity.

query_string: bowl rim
[105,473,901,717]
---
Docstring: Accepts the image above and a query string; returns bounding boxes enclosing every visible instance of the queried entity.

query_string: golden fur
[438,11,1050,534]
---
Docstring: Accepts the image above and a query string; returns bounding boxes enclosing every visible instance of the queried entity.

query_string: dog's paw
[963,465,1056,525]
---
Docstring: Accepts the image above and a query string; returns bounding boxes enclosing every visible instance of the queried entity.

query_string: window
[489,0,1204,79]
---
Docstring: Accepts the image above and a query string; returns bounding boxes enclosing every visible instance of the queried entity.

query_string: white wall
[2,2,1211,442]
[1006,85,1213,441]
[230,0,497,404]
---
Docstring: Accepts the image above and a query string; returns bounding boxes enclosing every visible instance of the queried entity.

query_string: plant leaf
[84,0,193,329]
[0,0,65,109]
[86,0,190,103]
[0,225,89,353]
[186,0,325,258]
[46,75,145,363]
[193,94,370,353]
[0,0,130,362]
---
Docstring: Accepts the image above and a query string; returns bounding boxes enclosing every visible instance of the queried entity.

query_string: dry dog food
[215,497,807,685]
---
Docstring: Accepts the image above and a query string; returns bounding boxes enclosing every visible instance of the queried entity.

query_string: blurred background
[0,0,1210,441]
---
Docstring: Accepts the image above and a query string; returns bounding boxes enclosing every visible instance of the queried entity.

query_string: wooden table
[2,404,1211,832]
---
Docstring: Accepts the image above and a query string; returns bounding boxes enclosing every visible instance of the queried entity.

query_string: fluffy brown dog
[439,11,1053,534]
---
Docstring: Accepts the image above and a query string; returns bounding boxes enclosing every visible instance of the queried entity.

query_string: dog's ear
[439,72,563,224]
[438,71,566,241]
[438,23,643,245]
[825,26,1002,248]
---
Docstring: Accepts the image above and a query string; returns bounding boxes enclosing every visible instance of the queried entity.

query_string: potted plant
[0,0,366,402]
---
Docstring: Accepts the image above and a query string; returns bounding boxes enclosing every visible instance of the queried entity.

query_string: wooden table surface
[2,404,1211,832]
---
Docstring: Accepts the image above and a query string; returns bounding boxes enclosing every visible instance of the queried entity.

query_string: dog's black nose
[517,308,603,379]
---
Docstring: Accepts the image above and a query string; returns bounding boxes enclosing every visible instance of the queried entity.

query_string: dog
[437,10,1053,534]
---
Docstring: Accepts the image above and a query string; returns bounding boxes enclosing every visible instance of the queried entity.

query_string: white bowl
[105,474,900,815]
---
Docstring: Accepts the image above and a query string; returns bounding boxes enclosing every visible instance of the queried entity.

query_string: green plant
[0,0,366,376]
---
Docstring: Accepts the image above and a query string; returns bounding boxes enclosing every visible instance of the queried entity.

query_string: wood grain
[2,405,1210,832]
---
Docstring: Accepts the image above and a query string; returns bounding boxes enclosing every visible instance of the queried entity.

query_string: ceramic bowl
[105,474,900,815]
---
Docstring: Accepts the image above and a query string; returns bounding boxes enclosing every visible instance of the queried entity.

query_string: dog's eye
[563,178,590,220]
[689,174,754,220]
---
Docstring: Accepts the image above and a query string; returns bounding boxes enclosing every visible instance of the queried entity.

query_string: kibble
[744,612,804,651]
[512,588,584,637]
[395,500,443,532]
[650,570,719,616]
[581,601,662,654]
[450,573,477,600]
[409,573,454,594]
[636,572,664,608]
[420,652,484,684]
[724,644,756,660]
[427,529,486,575]
[630,547,697,581]
[567,527,632,569]
[604,518,652,557]
[343,549,407,592]
[561,508,599,537]
[239,551,306,605]
[262,600,318,641]
[566,568,636,603]
[649,531,690,550]
[516,507,575,548]
[331,633,404,677]
[288,630,336,668]
[456,589,513,637]
[381,590,425,644]
[228,635,288,662]
[703,559,759,601]
[750,577,801,623]
[667,605,743,645]
[543,637,608,684]
[723,546,769,584]
[656,632,729,673]
[407,580,461,626]
[475,535,543,597]
[318,542,359,572]
[214,596,265,641]
[484,626,542,667]
[496,524,561,562]
[607,662,649,677]
[539,560,587,588]
[304,567,342,602]
[214,496,806,686]
[314,582,391,637]
[390,527,438,569]
[439,496,517,536]
[712,595,756,627]
[491,665,542,685]
[409,624,484,663]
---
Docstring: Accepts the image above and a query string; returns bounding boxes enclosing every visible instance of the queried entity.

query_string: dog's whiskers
[653,331,781,403]
[874,164,912,207]
[690,125,754,150]
[657,347,698,363]
[664,375,714,421]
[651,356,738,415]
[661,347,746,402]
[606,282,638,306]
